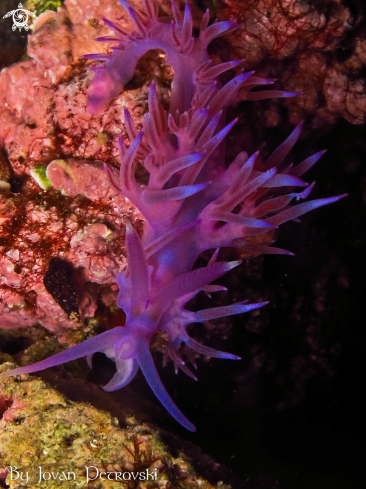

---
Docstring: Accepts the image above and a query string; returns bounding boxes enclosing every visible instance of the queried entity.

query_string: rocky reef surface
[0,359,237,489]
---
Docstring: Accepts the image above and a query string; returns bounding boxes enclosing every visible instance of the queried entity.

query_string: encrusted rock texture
[0,361,227,489]
[213,0,366,127]
[0,0,148,332]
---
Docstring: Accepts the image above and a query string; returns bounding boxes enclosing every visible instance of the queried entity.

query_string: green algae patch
[0,363,219,489]
[25,0,63,16]
[30,165,53,191]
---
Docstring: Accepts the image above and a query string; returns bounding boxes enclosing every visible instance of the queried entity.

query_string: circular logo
[2,3,37,32]
[12,8,29,31]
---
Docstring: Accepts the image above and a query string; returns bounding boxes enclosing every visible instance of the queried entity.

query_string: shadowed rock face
[212,0,366,126]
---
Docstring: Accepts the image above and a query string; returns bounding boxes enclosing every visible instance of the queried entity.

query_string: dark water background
[168,119,366,489]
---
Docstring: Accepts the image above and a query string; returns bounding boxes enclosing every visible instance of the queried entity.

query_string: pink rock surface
[217,0,366,125]
[0,0,146,332]
[0,157,140,330]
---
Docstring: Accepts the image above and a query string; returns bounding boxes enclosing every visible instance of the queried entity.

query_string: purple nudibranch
[0,0,346,431]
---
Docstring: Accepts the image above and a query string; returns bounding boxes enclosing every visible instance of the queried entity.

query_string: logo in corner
[3,3,37,32]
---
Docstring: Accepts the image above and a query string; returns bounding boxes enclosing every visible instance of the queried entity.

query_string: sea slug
[0,0,345,431]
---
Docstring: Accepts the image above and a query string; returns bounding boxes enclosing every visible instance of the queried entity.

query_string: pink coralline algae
[0,0,345,430]
[0,164,139,331]
[215,0,366,126]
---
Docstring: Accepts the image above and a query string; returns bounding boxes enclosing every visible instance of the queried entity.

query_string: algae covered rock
[0,362,224,489]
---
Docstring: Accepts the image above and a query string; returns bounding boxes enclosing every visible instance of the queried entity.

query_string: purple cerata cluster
[0,0,345,431]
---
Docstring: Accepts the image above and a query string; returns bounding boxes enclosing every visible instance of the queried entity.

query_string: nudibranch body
[0,0,345,431]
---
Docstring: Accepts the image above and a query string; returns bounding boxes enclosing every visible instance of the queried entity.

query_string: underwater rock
[0,361,233,489]
[0,173,138,331]
[214,0,366,126]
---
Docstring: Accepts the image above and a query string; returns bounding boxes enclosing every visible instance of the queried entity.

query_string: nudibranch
[0,0,345,431]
